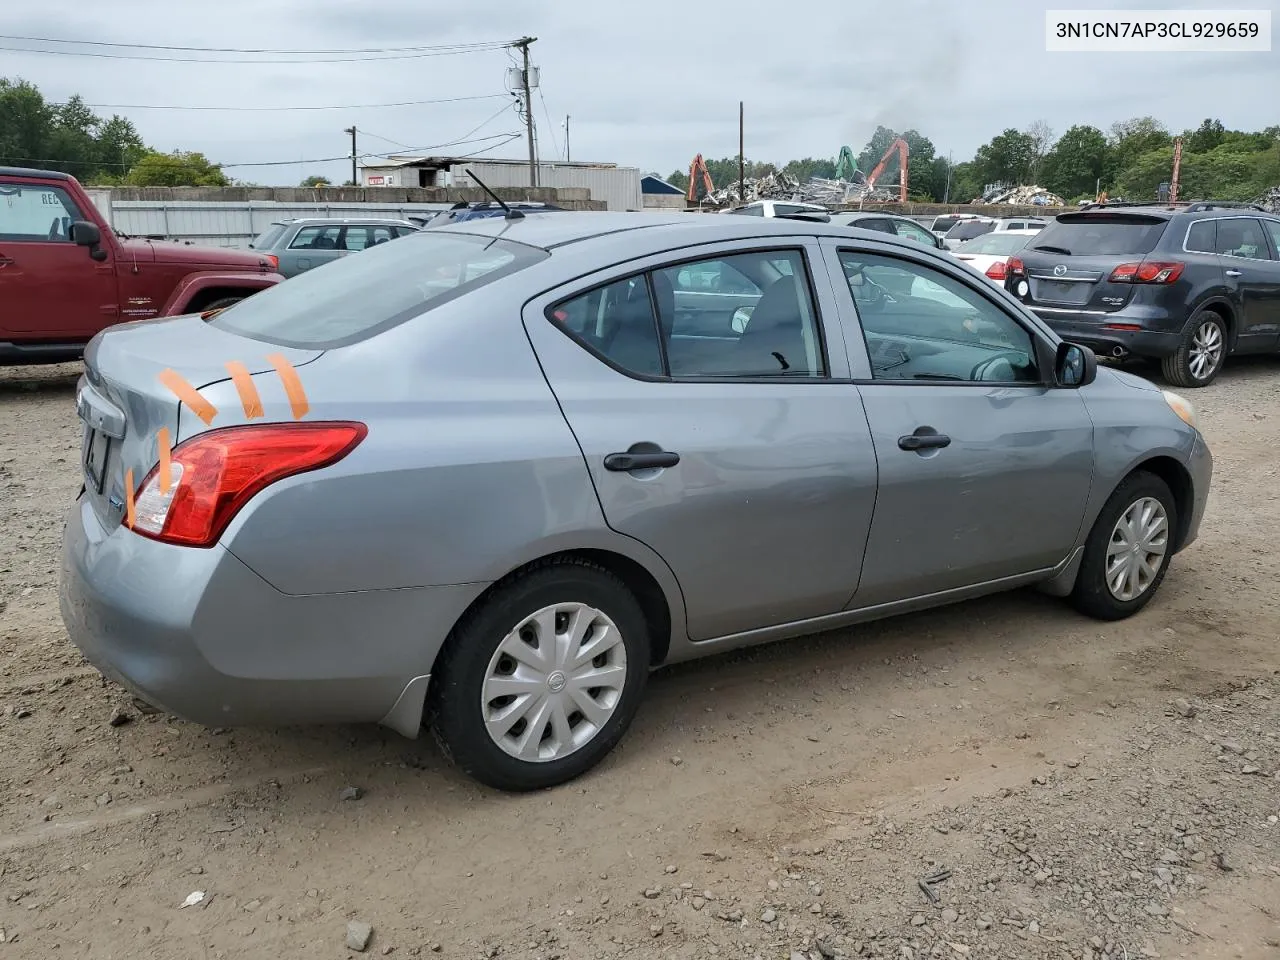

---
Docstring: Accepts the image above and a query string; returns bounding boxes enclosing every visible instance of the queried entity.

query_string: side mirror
[69,220,107,261]
[731,305,754,334]
[1055,341,1097,388]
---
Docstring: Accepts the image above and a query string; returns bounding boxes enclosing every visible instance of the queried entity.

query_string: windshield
[210,233,548,348]
[946,220,995,241]
[249,223,288,249]
[956,233,1033,255]
[1030,214,1168,256]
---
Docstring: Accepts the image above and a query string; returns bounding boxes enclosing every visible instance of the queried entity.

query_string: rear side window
[932,217,959,233]
[1185,219,1217,253]
[249,223,287,249]
[729,205,765,216]
[210,233,547,348]
[1031,215,1167,256]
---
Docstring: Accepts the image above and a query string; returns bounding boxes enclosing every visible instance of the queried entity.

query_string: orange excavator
[686,154,715,204]
[864,138,909,202]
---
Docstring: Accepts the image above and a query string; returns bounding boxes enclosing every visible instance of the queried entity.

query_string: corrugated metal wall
[451,163,643,212]
[85,197,455,249]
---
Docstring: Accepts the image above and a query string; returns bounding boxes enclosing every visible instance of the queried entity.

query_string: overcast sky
[5,0,1278,186]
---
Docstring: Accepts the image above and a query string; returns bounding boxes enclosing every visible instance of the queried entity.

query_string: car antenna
[464,169,524,219]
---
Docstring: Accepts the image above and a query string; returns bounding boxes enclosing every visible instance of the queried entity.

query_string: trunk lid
[76,315,321,532]
[1012,213,1172,316]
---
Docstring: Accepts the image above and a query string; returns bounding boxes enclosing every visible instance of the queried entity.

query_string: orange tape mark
[124,468,136,529]
[265,353,309,420]
[157,428,172,495]
[158,369,218,425]
[225,361,265,419]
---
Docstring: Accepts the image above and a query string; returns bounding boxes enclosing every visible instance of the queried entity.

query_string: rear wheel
[1071,471,1177,621]
[199,296,244,314]
[428,559,651,791]
[1161,310,1226,388]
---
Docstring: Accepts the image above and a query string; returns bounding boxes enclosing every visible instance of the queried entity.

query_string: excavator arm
[687,154,715,203]
[865,138,910,202]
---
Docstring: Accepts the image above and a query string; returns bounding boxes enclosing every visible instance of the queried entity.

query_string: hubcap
[1188,320,1223,380]
[481,602,628,763]
[1105,497,1169,602]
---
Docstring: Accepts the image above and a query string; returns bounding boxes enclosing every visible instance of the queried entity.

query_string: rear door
[1213,216,1280,349]
[0,175,119,339]
[823,239,1094,607]
[524,238,879,642]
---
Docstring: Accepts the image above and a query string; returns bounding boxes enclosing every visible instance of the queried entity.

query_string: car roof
[430,210,952,253]
[275,217,416,226]
[0,166,73,180]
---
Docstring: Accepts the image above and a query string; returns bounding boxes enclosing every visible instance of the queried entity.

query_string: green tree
[92,116,147,180]
[972,128,1037,188]
[1184,118,1226,153]
[125,150,228,187]
[782,157,837,181]
[1105,116,1171,185]
[1042,124,1107,199]
[947,161,984,203]
[900,129,938,200]
[0,78,55,170]
[666,168,690,193]
[300,174,332,187]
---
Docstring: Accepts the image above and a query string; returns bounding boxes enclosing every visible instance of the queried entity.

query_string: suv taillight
[1109,260,1184,284]
[1006,257,1025,275]
[130,422,366,547]
[985,260,1008,280]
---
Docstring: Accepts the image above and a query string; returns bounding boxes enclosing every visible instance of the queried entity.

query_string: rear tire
[1161,310,1226,388]
[428,559,651,792]
[1071,471,1177,621]
[199,296,244,314]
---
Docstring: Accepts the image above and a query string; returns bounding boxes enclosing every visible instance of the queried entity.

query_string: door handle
[898,431,951,451]
[1225,269,1242,277]
[604,451,680,472]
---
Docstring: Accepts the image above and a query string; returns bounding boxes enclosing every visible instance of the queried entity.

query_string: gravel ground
[1,359,1278,960]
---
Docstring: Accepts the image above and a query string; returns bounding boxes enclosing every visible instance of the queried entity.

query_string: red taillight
[1109,260,1184,284]
[264,254,279,271]
[130,422,366,548]
[1007,257,1025,275]
[985,260,1008,280]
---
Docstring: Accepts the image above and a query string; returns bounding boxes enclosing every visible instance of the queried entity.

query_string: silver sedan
[61,212,1212,791]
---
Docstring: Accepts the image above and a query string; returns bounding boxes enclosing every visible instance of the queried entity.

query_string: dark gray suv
[1005,201,1280,387]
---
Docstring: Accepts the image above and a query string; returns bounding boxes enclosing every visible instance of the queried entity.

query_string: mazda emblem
[1053,264,1068,277]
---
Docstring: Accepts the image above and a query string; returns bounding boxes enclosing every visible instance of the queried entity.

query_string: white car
[929,212,984,240]
[727,200,829,218]
[991,217,1047,232]
[950,229,1039,286]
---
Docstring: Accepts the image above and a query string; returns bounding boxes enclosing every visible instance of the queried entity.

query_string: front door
[825,241,1095,608]
[280,223,347,276]
[0,176,118,338]
[524,241,878,641]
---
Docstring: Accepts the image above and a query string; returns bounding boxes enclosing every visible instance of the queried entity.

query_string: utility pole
[343,126,357,185]
[564,115,570,162]
[738,101,745,205]
[944,151,953,204]
[514,37,538,187]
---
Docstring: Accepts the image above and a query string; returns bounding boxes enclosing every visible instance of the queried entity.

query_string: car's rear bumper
[1033,311,1181,359]
[59,496,486,736]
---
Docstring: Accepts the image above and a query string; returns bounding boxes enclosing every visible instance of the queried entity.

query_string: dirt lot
[1,360,1278,960]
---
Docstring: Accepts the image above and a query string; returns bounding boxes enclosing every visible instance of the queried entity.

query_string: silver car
[248,217,419,277]
[61,213,1212,792]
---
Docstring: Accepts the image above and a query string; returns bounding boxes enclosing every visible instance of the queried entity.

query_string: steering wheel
[968,351,1029,382]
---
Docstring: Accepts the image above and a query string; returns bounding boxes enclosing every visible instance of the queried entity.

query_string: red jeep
[1,167,283,365]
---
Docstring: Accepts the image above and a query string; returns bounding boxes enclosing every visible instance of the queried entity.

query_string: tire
[1161,310,1227,388]
[1070,471,1178,621]
[427,559,651,792]
[199,296,244,314]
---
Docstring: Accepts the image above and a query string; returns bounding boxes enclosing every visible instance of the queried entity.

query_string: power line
[0,43,511,64]
[357,129,415,151]
[56,93,509,112]
[537,88,561,163]
[0,34,514,55]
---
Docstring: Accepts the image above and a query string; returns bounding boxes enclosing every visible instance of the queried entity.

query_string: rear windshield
[931,216,959,232]
[1029,214,1168,256]
[956,233,1033,255]
[249,223,288,249]
[210,232,547,349]
[947,220,995,240]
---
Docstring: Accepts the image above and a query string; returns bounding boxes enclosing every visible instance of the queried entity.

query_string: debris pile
[977,184,1065,206]
[1252,185,1280,213]
[707,169,896,207]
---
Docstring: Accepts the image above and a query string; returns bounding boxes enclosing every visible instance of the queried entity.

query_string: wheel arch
[1190,297,1236,349]
[1129,455,1195,553]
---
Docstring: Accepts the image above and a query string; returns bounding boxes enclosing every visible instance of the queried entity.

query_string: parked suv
[1006,201,1280,387]
[249,218,419,278]
[1,168,281,364]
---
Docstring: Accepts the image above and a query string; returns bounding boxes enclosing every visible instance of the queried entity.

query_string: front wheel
[428,559,651,791]
[1071,471,1178,621]
[1161,311,1226,388]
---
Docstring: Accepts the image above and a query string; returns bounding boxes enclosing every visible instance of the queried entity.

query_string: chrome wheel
[481,602,628,763]
[1188,320,1224,380]
[1105,497,1169,601]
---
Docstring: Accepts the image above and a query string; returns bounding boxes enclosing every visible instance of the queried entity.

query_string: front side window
[210,233,546,348]
[838,251,1039,384]
[1215,218,1272,260]
[1262,219,1280,257]
[549,249,826,380]
[0,182,84,242]
[289,225,342,250]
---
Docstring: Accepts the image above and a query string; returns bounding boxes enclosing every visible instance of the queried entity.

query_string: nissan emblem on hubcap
[546,671,567,692]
